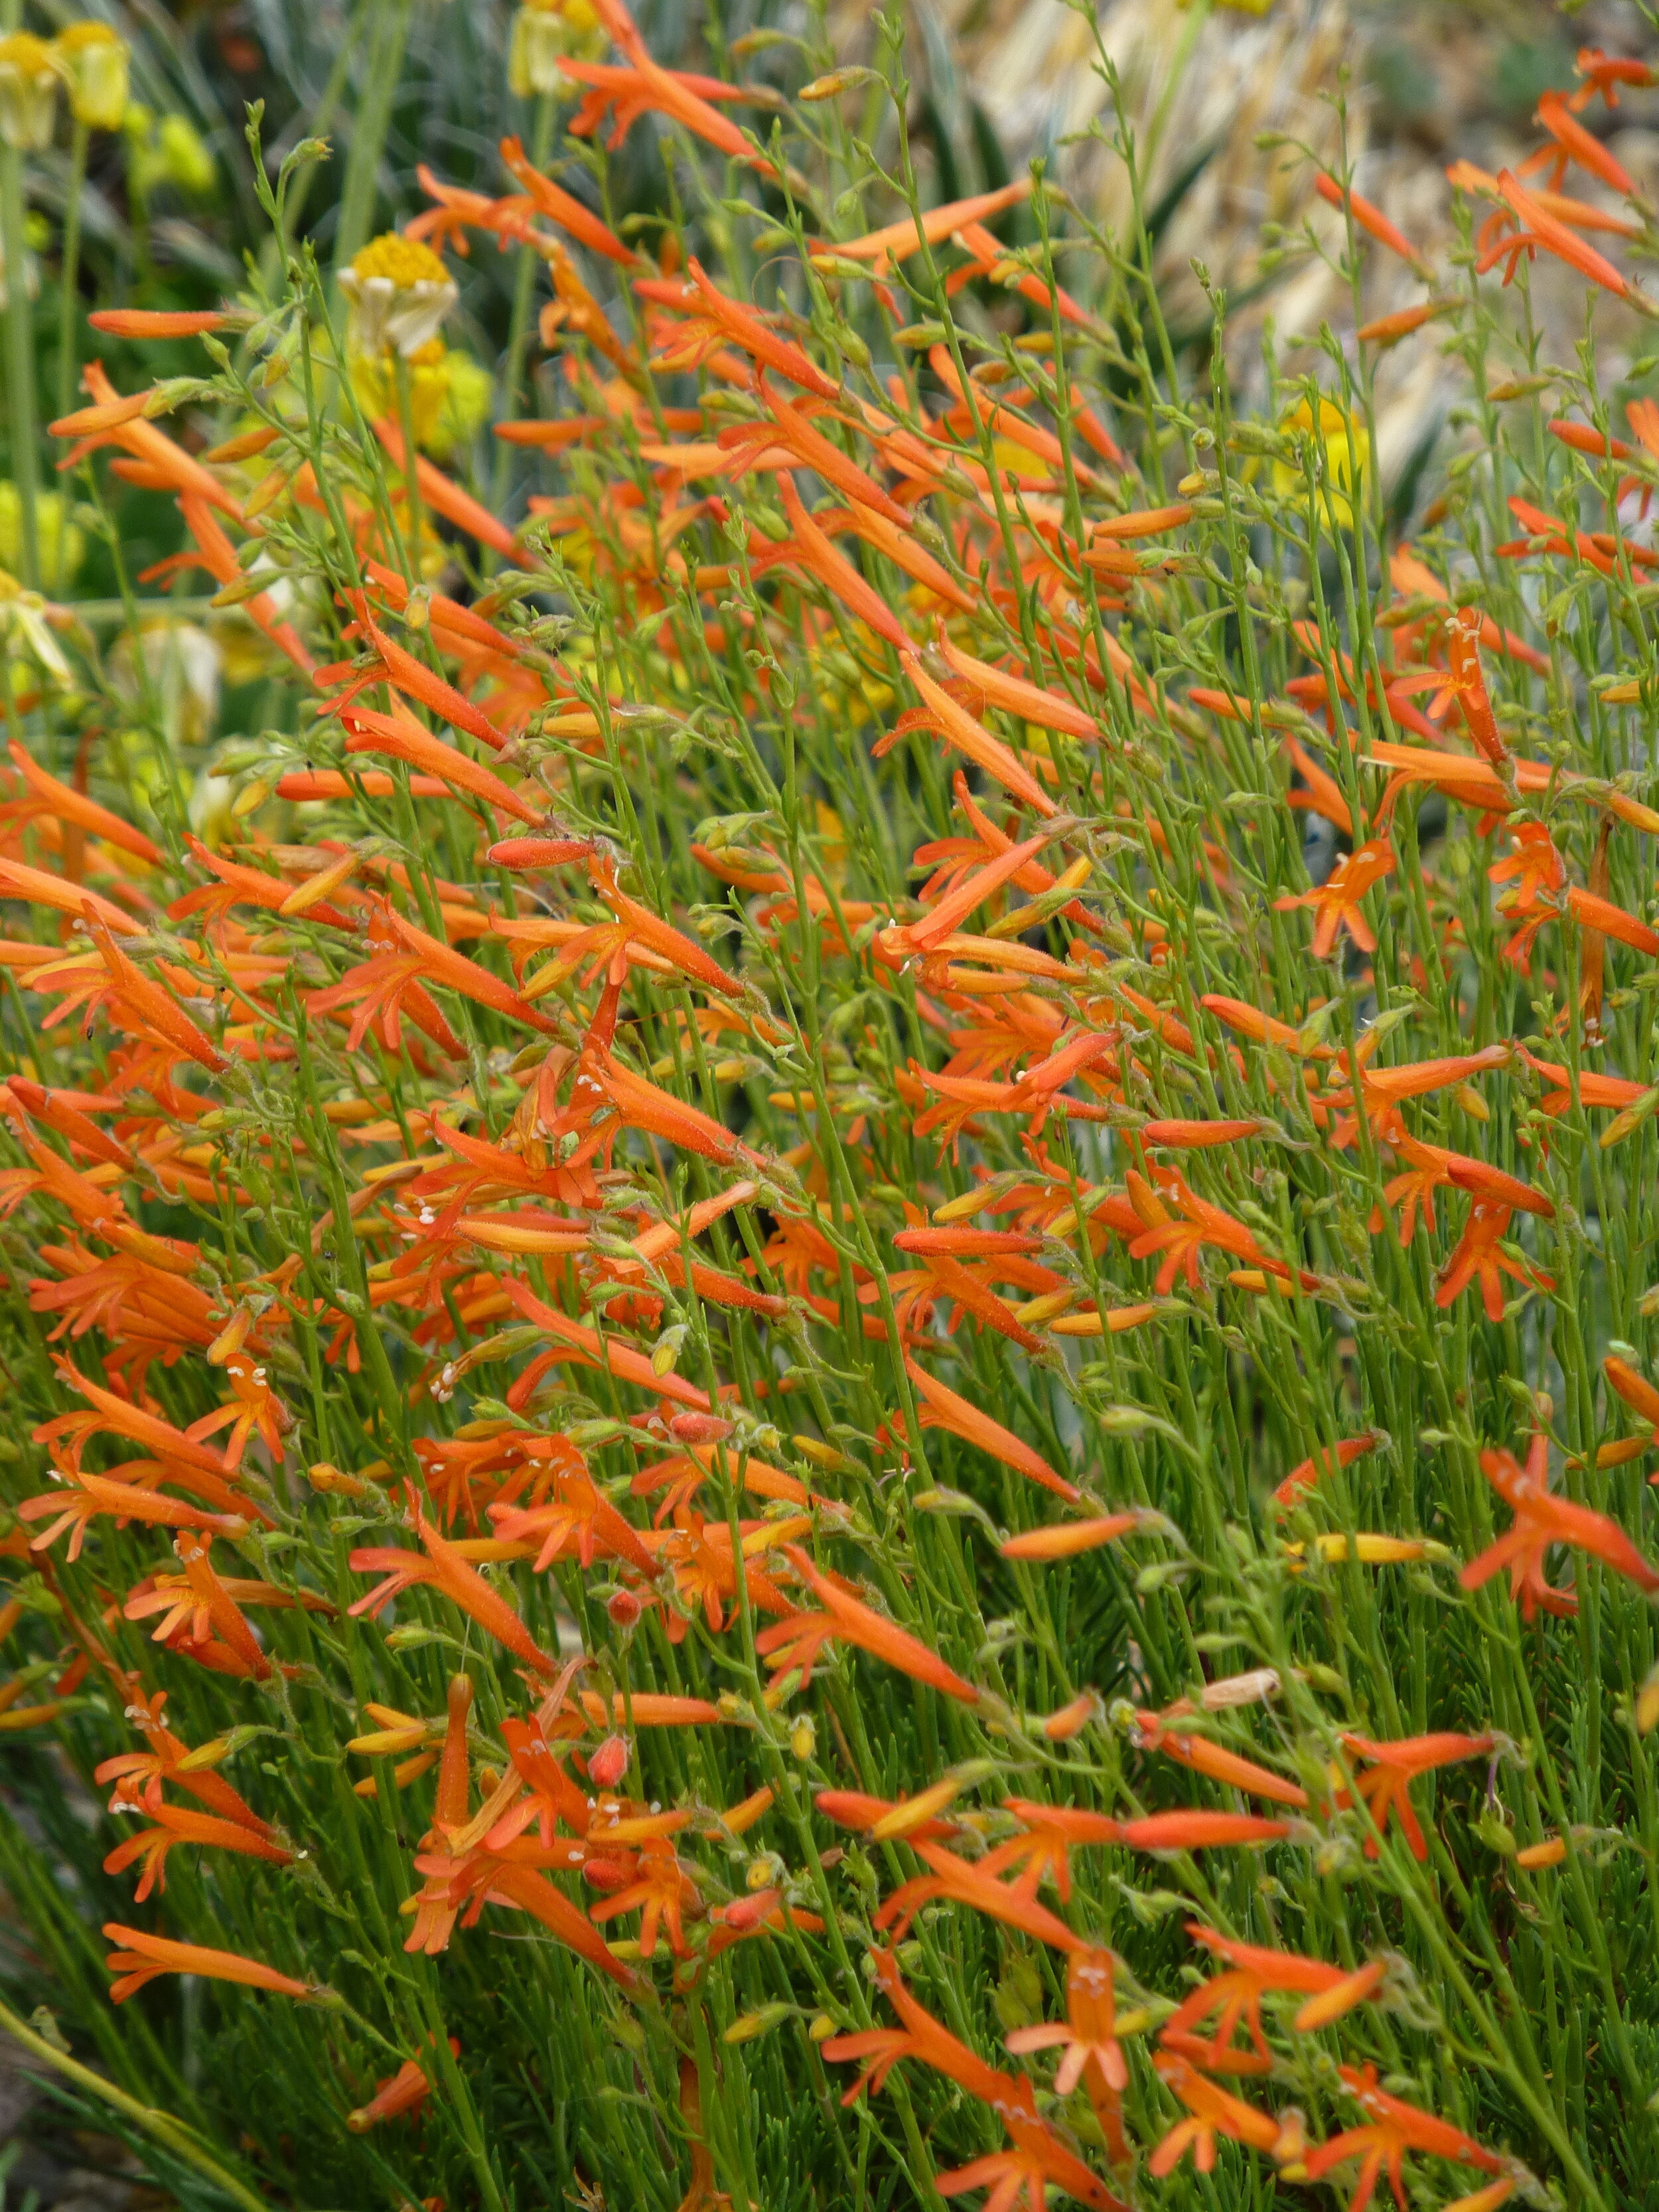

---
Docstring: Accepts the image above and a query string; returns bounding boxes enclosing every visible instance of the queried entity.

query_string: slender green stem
[394,346,425,555]
[52,117,90,593]
[487,90,557,552]
[0,1998,269,2212]
[1,138,39,586]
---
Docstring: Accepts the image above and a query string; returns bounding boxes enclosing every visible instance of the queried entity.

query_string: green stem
[1,138,39,586]
[54,119,88,587]
[394,347,425,557]
[487,90,557,551]
[0,1998,269,2212]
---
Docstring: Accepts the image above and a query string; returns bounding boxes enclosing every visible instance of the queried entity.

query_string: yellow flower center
[0,33,58,75]
[57,21,123,53]
[349,232,450,290]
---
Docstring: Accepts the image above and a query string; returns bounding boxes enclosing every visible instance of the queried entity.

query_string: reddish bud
[587,1735,630,1789]
[668,1412,734,1445]
[607,1588,644,1630]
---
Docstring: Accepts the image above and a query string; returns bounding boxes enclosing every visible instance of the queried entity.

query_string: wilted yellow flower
[110,619,221,748]
[1271,396,1374,531]
[0,484,84,584]
[509,0,603,96]
[340,233,458,359]
[0,34,60,153]
[56,22,128,131]
[0,569,72,690]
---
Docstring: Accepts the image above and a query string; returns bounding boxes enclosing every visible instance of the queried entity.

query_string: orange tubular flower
[19,1471,249,1560]
[1336,1731,1495,1860]
[563,31,768,174]
[104,1923,317,2004]
[876,1839,1082,1953]
[104,1801,293,1901]
[1131,1714,1308,1808]
[1162,1925,1383,2073]
[1149,2053,1283,2177]
[586,1833,699,1958]
[496,137,636,265]
[1376,1135,1551,1248]
[817,1786,960,1842]
[1313,172,1425,268]
[340,705,545,826]
[1001,1514,1143,1561]
[5,739,161,865]
[1357,301,1453,346]
[1273,1432,1382,1509]
[774,474,911,651]
[831,178,1032,272]
[825,1953,1127,2212]
[124,1532,273,1676]
[904,1354,1080,1501]
[1390,548,1550,673]
[764,1545,980,1704]
[1303,2064,1503,2211]
[896,652,1060,818]
[878,833,1058,963]
[1489,169,1631,298]
[1273,837,1396,958]
[1563,884,1659,954]
[1462,1432,1658,1618]
[348,2039,459,2132]
[1005,1947,1127,2093]
[1124,1168,1303,1297]
[1526,92,1634,198]
[88,308,230,337]
[95,1690,270,1833]
[51,363,241,517]
[587,854,739,996]
[1435,1199,1553,1323]
[985,1800,1123,1904]
[1605,1353,1659,1446]
[1572,48,1654,109]
[723,381,910,528]
[371,420,519,557]
[1120,1810,1291,1852]
[1443,608,1508,766]
[350,1488,556,1676]
[934,638,1100,742]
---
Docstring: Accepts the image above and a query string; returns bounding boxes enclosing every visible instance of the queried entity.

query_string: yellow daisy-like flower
[339,232,459,359]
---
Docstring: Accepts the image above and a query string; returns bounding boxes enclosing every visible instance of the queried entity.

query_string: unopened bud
[587,1734,628,1789]
[607,1588,642,1631]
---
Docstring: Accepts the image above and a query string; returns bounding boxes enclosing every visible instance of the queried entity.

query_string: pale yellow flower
[349,340,491,457]
[0,569,72,690]
[1271,396,1374,532]
[509,0,603,97]
[0,34,60,153]
[56,22,128,131]
[109,620,221,748]
[0,485,85,584]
